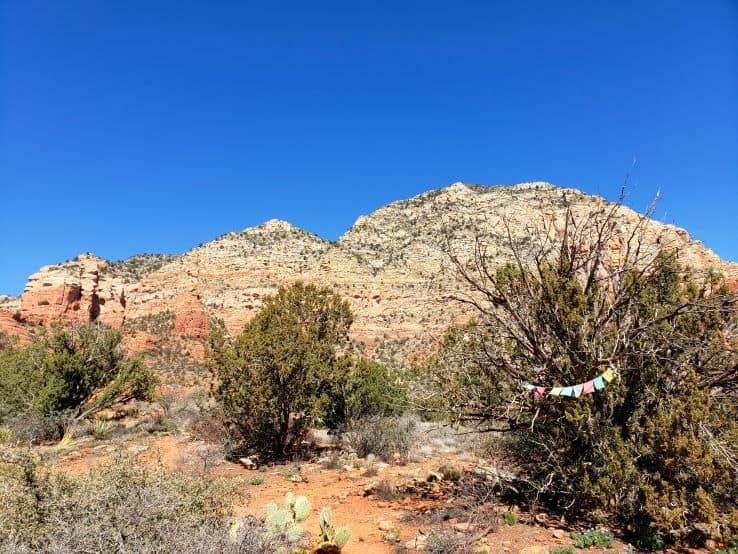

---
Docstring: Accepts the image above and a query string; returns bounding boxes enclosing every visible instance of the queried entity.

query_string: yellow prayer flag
[550,387,563,396]
[602,368,616,383]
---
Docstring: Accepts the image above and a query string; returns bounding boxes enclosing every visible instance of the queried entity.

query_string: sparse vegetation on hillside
[102,253,177,282]
[124,310,175,336]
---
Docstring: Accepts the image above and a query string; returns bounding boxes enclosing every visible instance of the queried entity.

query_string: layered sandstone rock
[0,310,30,345]
[19,254,127,327]
[8,183,736,362]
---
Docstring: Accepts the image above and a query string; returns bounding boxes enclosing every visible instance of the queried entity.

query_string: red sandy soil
[50,432,643,554]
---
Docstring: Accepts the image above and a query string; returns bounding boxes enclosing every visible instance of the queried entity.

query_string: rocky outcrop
[0,310,30,344]
[7,183,736,362]
[172,292,210,338]
[0,296,20,313]
[19,254,127,327]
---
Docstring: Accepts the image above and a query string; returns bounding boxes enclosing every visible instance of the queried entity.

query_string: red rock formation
[0,310,31,345]
[19,254,126,327]
[172,292,210,338]
[122,330,159,355]
[9,184,738,363]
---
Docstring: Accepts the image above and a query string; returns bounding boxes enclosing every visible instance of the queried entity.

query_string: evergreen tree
[209,282,353,458]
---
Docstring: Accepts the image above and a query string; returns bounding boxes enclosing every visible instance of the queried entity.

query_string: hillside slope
[6,182,735,362]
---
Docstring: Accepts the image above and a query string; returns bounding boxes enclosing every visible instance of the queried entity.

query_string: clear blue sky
[1,1,737,296]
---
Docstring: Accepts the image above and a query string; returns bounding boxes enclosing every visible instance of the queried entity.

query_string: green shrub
[2,411,72,445]
[423,201,738,546]
[92,419,110,439]
[0,324,155,429]
[325,358,409,427]
[503,512,517,526]
[209,282,354,459]
[571,528,614,548]
[383,529,401,543]
[550,547,575,554]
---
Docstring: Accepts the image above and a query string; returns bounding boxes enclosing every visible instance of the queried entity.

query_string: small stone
[363,481,379,495]
[405,533,428,550]
[238,457,257,469]
[454,522,473,533]
[552,529,567,539]
[378,520,395,531]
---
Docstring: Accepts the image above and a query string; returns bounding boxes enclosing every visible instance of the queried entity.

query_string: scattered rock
[378,520,395,531]
[454,522,473,533]
[405,533,428,551]
[363,480,380,496]
[238,457,257,469]
[552,529,567,539]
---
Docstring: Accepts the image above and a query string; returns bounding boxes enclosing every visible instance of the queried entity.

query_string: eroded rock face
[0,310,30,345]
[8,183,737,361]
[19,254,127,327]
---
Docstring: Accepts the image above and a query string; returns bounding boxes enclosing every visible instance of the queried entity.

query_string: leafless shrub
[3,411,72,445]
[424,530,473,554]
[374,478,399,500]
[342,414,418,462]
[0,454,298,553]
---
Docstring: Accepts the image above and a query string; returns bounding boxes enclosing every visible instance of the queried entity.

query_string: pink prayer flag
[583,380,595,394]
[534,386,546,399]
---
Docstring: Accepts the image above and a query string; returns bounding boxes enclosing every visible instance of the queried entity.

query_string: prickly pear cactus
[316,507,351,551]
[333,526,351,549]
[264,494,312,544]
[293,495,311,522]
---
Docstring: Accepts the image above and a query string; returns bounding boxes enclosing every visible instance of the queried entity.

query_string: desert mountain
[5,182,736,362]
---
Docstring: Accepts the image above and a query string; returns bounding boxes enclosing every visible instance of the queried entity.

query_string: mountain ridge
[4,182,736,363]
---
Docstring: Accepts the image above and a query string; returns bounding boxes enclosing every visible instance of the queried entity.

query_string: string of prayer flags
[522,368,618,400]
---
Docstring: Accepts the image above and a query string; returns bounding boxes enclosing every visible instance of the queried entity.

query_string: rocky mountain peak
[6,182,735,364]
[252,218,299,233]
